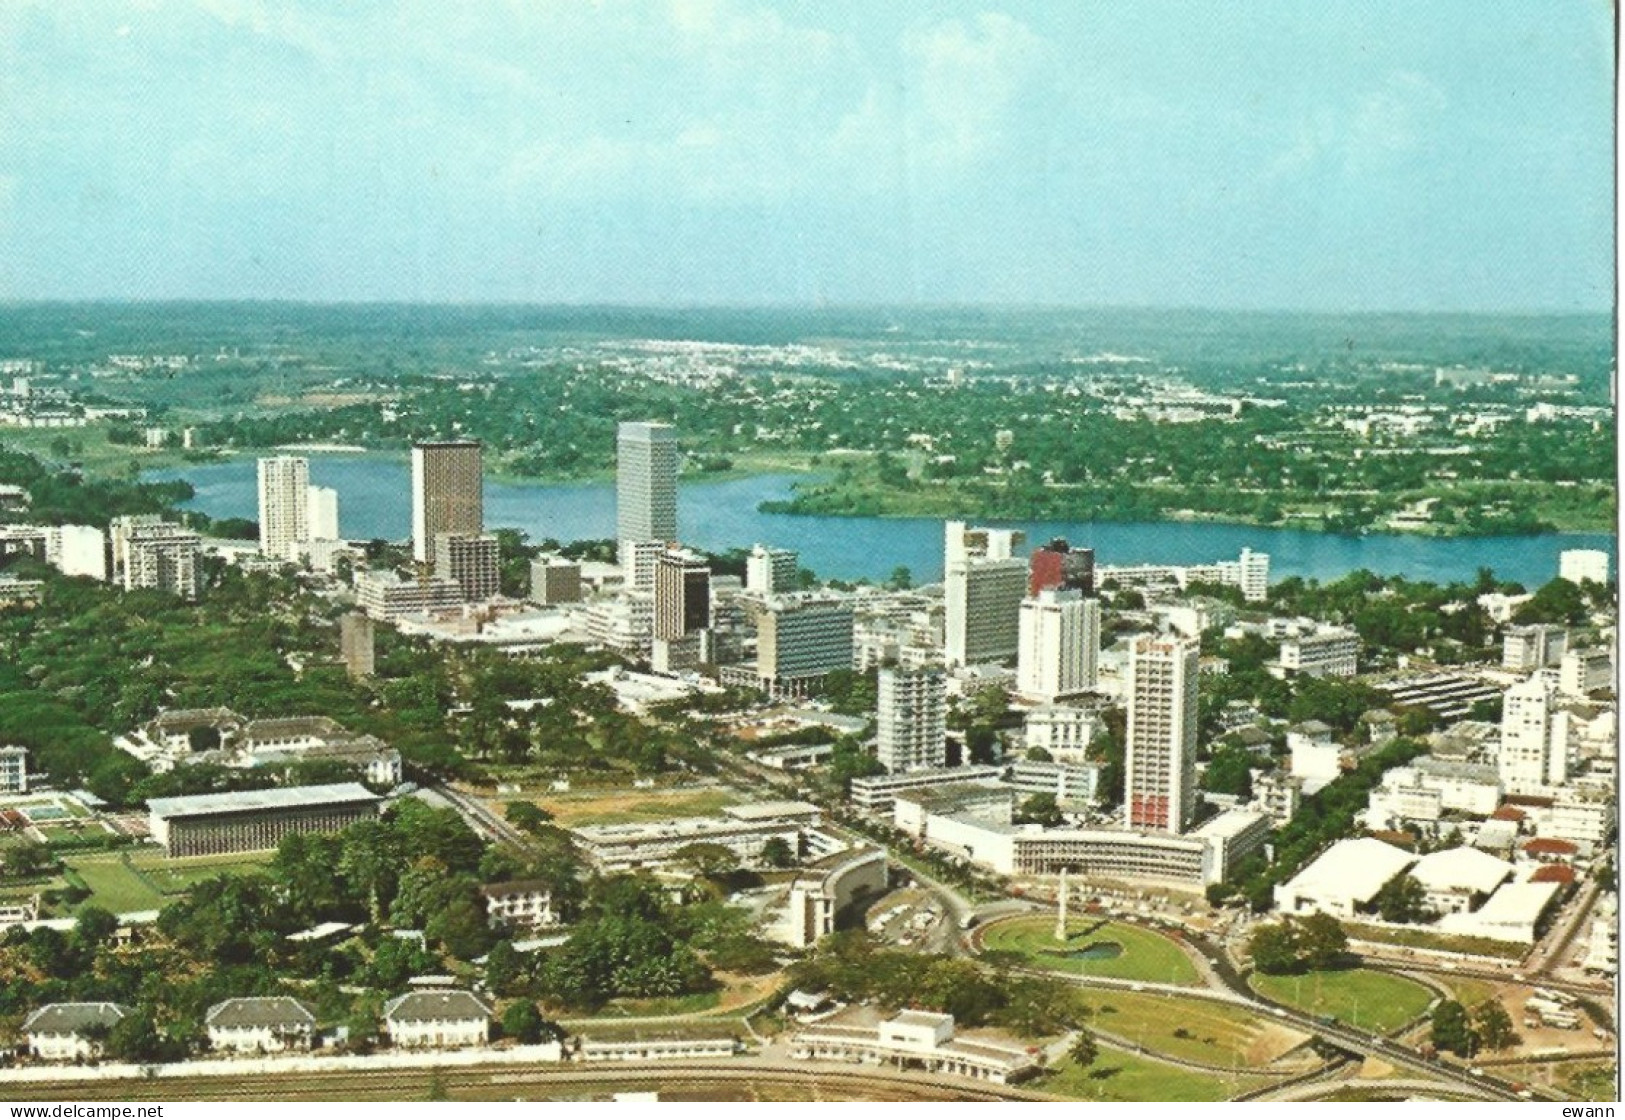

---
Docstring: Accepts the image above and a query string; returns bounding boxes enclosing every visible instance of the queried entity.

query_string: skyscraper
[616,421,679,559]
[257,456,310,560]
[876,668,947,773]
[1016,588,1100,703]
[340,612,376,681]
[653,548,711,641]
[411,441,484,564]
[943,521,1027,667]
[1125,634,1200,834]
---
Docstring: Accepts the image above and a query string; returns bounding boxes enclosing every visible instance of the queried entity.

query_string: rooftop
[24,1003,130,1034]
[383,989,493,1024]
[1279,837,1415,904]
[147,782,380,818]
[1409,846,1515,895]
[205,997,318,1030]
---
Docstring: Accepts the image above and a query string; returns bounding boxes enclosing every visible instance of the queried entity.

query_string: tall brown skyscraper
[411,441,483,564]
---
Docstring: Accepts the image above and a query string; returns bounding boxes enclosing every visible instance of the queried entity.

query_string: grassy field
[1249,968,1435,1034]
[1343,921,1528,961]
[65,849,273,913]
[1078,991,1312,1069]
[978,916,1201,985]
[1042,1043,1277,1102]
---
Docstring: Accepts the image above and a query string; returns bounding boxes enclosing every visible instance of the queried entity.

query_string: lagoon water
[150,456,1614,589]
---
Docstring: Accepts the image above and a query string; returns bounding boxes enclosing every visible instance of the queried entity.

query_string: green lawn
[1042,1044,1276,1102]
[1078,991,1304,1068]
[596,989,723,1018]
[1249,968,1434,1034]
[979,916,1201,985]
[65,850,273,914]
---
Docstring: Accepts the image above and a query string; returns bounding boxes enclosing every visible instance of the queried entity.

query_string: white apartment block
[746,544,799,595]
[1016,588,1099,702]
[1125,634,1200,834]
[1559,646,1613,697]
[478,880,560,931]
[1499,674,1574,795]
[581,592,655,659]
[1502,624,1568,672]
[1279,626,1358,678]
[113,516,201,599]
[257,456,310,560]
[876,668,947,773]
[306,485,340,541]
[0,745,25,793]
[46,524,106,580]
[1559,548,1610,586]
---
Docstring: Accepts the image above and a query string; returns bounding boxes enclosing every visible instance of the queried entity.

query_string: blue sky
[0,1,1613,309]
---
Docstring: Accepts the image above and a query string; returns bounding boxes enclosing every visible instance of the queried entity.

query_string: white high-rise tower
[1125,634,1200,834]
[1499,674,1573,794]
[1016,588,1100,703]
[257,456,310,560]
[617,421,679,563]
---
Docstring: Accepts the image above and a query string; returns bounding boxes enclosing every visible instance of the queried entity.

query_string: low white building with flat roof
[789,1008,1038,1085]
[1273,837,1416,918]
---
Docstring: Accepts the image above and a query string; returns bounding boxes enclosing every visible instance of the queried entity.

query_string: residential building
[411,441,483,565]
[1015,588,1099,703]
[1279,627,1358,678]
[616,421,679,562]
[382,990,492,1049]
[1499,674,1572,795]
[1125,635,1200,833]
[306,485,340,542]
[340,612,376,681]
[353,569,465,621]
[1558,548,1610,586]
[1287,720,1341,793]
[1028,538,1094,597]
[0,745,25,794]
[147,783,381,857]
[478,880,560,932]
[653,548,710,640]
[530,556,582,605]
[47,524,107,581]
[876,668,947,773]
[113,516,201,599]
[746,544,799,595]
[1559,646,1613,697]
[205,997,318,1053]
[1503,624,1568,672]
[1006,758,1102,808]
[24,1003,131,1062]
[434,532,501,602]
[257,455,310,560]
